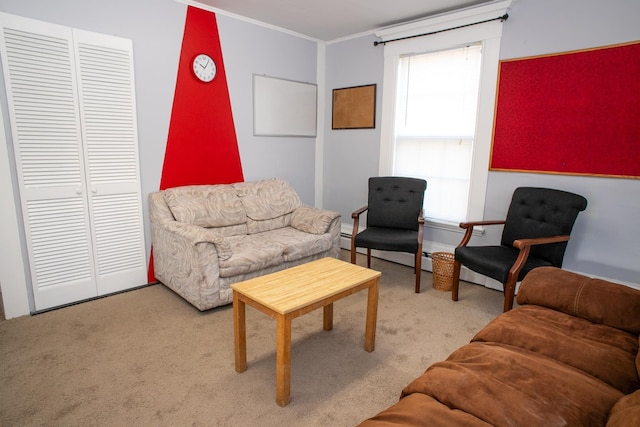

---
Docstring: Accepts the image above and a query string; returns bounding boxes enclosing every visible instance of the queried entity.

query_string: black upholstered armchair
[351,177,427,293]
[452,187,587,312]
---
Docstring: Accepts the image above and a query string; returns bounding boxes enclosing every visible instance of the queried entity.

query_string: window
[393,44,482,223]
[376,0,510,230]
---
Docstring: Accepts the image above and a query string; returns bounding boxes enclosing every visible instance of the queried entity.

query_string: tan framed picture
[332,84,376,129]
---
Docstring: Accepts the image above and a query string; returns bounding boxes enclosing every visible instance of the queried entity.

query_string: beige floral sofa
[149,178,341,310]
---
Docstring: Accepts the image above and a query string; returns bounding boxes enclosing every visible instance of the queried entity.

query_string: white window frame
[376,0,511,233]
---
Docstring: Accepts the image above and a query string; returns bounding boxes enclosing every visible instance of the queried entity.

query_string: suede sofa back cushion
[517,267,640,334]
[163,184,247,228]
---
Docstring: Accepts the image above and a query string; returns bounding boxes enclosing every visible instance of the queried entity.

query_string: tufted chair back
[501,187,588,267]
[366,177,427,231]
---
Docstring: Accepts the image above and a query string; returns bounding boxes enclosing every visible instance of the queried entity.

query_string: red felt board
[490,41,640,178]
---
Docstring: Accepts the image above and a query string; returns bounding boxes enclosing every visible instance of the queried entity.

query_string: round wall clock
[192,53,216,82]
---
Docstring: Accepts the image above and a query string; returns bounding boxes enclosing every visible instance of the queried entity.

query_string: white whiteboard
[253,74,317,137]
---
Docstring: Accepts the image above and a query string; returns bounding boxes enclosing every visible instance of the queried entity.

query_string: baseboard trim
[339,227,502,289]
[340,222,638,291]
[31,282,159,316]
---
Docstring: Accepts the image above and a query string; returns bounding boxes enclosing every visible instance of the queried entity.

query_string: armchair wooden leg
[350,238,357,264]
[503,275,517,312]
[366,249,371,268]
[451,260,462,301]
[415,251,422,293]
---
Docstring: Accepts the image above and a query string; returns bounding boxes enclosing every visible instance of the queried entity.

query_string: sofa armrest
[149,191,176,224]
[606,389,640,427]
[150,220,226,311]
[517,267,640,334]
[291,205,341,234]
[153,221,232,260]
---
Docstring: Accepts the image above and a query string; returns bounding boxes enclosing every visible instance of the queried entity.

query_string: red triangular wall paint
[149,6,244,282]
[161,6,243,188]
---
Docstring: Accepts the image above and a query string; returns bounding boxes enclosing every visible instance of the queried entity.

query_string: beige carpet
[0,251,504,426]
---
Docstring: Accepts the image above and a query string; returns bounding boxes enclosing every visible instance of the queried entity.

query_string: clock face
[192,54,216,82]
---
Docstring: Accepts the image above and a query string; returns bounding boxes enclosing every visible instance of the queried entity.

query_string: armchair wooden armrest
[417,208,425,250]
[510,235,570,278]
[513,235,570,249]
[501,234,571,311]
[351,205,368,219]
[457,220,506,247]
[351,205,368,263]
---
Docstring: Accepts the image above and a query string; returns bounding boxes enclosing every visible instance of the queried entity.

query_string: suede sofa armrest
[291,205,341,234]
[517,267,640,334]
[606,389,640,427]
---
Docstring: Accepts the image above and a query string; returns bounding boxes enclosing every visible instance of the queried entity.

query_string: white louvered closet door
[0,13,146,311]
[73,30,146,296]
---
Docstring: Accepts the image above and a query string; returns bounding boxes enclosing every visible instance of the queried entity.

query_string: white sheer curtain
[393,44,482,223]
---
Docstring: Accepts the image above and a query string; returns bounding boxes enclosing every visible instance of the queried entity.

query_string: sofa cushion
[218,234,284,278]
[163,184,246,228]
[401,341,623,427]
[472,305,640,394]
[218,227,332,278]
[233,178,301,221]
[278,227,334,262]
[245,213,293,235]
[517,267,640,334]
[606,389,640,427]
[357,392,491,427]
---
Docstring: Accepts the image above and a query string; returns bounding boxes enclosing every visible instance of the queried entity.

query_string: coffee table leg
[323,303,333,331]
[364,278,379,352]
[233,291,247,373]
[276,313,292,406]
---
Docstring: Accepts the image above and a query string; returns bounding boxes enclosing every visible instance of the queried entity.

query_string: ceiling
[191,0,496,42]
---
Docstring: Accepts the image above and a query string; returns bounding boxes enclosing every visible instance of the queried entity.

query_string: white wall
[482,0,640,285]
[323,35,384,218]
[217,15,318,205]
[322,0,640,287]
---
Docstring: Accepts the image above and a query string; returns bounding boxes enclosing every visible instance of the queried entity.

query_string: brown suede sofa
[358,267,640,426]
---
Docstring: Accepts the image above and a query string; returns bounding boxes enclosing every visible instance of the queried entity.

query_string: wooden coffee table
[232,257,381,406]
